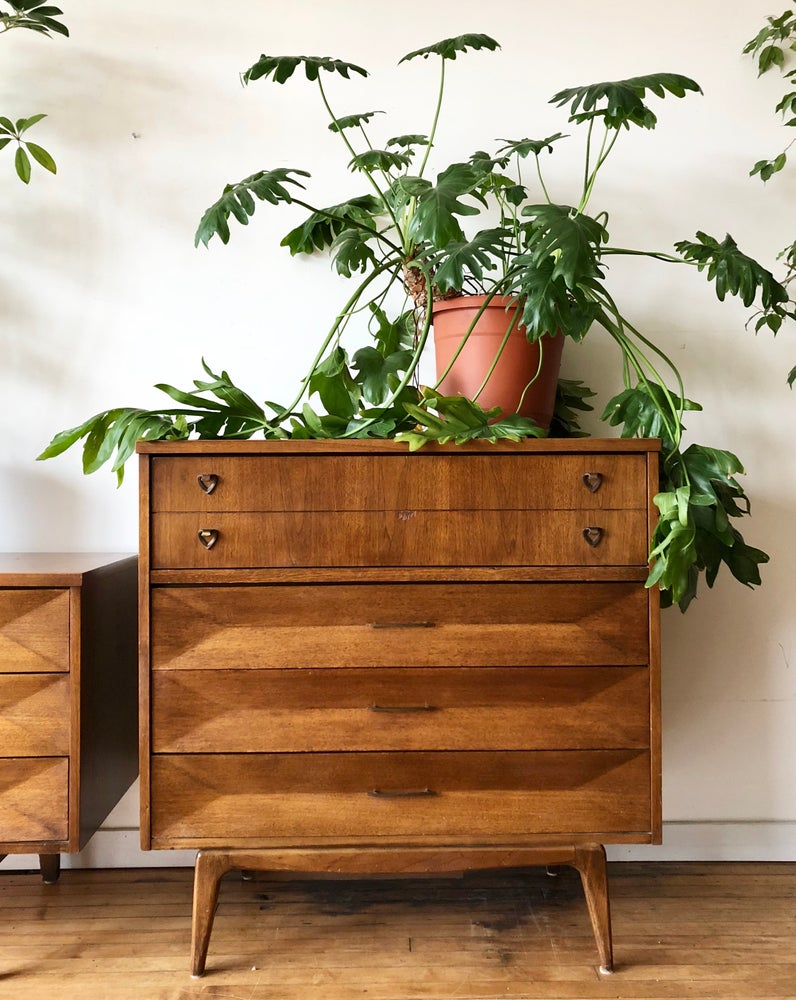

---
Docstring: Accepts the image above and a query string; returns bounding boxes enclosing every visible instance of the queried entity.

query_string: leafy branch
[1,0,68,182]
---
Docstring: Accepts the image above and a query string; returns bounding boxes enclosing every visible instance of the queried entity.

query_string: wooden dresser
[137,439,661,976]
[0,553,138,882]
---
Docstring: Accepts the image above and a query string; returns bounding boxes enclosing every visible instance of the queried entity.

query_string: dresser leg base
[188,843,615,977]
[39,854,61,884]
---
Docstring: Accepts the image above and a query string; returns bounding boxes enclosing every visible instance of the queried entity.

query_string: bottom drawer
[0,757,68,845]
[150,751,652,845]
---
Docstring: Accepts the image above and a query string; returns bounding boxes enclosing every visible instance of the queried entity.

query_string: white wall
[2,0,794,867]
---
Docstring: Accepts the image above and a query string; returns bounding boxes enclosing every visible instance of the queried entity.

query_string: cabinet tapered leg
[191,850,233,978]
[572,843,613,973]
[39,854,60,884]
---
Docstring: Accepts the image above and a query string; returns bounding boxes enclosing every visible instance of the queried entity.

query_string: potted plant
[39,33,794,611]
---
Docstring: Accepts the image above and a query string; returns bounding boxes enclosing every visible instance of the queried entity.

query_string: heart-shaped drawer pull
[582,526,604,548]
[582,472,603,493]
[197,528,219,550]
[197,474,219,495]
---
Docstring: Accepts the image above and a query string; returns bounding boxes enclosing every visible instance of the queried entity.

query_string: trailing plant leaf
[328,110,383,132]
[399,33,499,64]
[674,231,794,332]
[602,384,701,453]
[407,163,486,246]
[548,379,596,437]
[242,54,367,85]
[349,148,412,173]
[195,168,311,247]
[550,73,702,130]
[0,1,68,36]
[521,204,608,288]
[397,389,544,451]
[424,228,508,293]
[280,195,383,255]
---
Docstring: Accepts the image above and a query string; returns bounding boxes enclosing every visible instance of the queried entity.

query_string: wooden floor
[1,861,795,999]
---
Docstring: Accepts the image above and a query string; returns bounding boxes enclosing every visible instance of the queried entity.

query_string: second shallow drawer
[150,509,648,569]
[151,665,651,753]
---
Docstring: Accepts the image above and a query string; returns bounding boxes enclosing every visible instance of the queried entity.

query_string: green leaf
[788,364,796,387]
[351,345,414,404]
[280,195,383,256]
[548,378,595,438]
[407,162,485,247]
[25,141,56,173]
[308,347,359,419]
[399,34,500,64]
[195,167,311,247]
[520,204,608,288]
[674,231,791,313]
[387,134,429,149]
[495,134,567,159]
[328,110,383,132]
[0,116,16,134]
[329,226,380,277]
[242,54,368,85]
[758,44,786,74]
[348,148,412,174]
[550,73,702,130]
[14,145,31,183]
[426,228,508,293]
[397,388,543,451]
[15,112,46,133]
[0,138,12,151]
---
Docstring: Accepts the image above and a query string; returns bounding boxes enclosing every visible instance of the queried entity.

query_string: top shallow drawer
[150,453,648,513]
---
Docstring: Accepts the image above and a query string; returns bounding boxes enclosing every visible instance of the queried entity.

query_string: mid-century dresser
[137,439,661,975]
[0,553,137,882]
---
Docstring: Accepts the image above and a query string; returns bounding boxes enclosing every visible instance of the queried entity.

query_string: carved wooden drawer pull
[197,474,219,495]
[368,788,438,798]
[582,472,603,493]
[369,703,437,713]
[197,529,219,550]
[582,526,604,548]
[369,621,436,629]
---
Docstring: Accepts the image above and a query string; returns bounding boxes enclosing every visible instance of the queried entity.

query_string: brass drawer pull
[197,474,219,495]
[369,621,436,629]
[368,788,438,798]
[369,703,437,713]
[197,529,219,550]
[582,472,603,493]
[582,526,604,548]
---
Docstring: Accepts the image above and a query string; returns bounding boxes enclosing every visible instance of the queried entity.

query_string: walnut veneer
[0,553,138,882]
[136,439,662,976]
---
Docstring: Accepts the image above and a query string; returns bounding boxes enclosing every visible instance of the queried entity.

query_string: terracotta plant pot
[432,294,564,429]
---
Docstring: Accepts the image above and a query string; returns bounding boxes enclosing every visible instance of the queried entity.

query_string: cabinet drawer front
[151,509,648,569]
[152,666,650,753]
[150,453,648,513]
[0,590,69,673]
[0,675,69,755]
[151,751,652,843]
[151,582,649,670]
[0,757,68,844]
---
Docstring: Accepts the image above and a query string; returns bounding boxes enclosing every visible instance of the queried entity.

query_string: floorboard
[1,862,795,999]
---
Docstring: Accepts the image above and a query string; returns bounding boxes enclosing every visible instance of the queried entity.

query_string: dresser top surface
[0,553,136,586]
[137,438,661,456]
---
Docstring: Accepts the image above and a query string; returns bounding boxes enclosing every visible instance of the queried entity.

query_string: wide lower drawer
[150,750,652,843]
[0,675,69,755]
[0,589,69,673]
[0,757,68,844]
[150,582,650,670]
[150,509,648,569]
[151,666,650,753]
[149,453,648,513]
